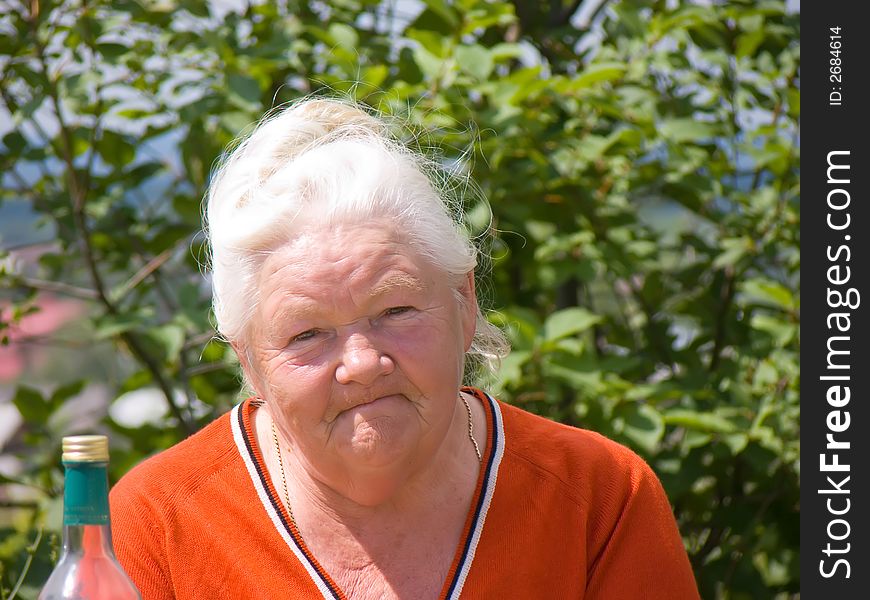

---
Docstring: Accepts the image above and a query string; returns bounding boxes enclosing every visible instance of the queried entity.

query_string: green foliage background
[0,0,799,598]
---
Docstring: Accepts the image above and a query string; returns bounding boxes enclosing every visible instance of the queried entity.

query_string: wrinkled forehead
[257,222,412,280]
[254,222,446,312]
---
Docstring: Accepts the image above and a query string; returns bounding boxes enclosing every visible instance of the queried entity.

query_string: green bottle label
[63,461,109,526]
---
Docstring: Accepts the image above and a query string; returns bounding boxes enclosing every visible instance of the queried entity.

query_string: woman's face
[240,221,477,491]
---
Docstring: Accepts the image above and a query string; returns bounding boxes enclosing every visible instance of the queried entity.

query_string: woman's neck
[254,392,486,598]
[255,392,485,532]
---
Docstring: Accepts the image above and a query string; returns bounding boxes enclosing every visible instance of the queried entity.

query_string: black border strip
[443,390,500,598]
[236,402,343,600]
[802,3,869,594]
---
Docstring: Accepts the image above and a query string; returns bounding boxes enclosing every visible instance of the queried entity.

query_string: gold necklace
[461,393,482,463]
[271,417,295,524]
[270,394,482,525]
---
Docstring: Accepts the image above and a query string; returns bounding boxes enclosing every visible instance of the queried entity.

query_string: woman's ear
[458,271,478,352]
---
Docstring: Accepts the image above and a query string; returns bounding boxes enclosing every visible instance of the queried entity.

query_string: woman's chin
[336,400,420,468]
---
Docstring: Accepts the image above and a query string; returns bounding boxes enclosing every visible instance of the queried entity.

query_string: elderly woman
[110,99,699,599]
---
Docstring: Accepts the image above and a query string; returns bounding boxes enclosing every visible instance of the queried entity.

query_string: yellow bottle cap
[62,435,109,462]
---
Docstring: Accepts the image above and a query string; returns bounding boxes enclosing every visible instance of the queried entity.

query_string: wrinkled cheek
[282,343,333,366]
[381,323,442,354]
[270,347,332,374]
[265,361,329,402]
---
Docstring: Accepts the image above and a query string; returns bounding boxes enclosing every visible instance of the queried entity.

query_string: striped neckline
[230,388,505,599]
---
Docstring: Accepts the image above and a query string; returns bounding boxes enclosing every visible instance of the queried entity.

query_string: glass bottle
[39,435,141,600]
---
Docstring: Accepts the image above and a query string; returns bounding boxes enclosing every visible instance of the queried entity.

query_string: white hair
[204,98,508,379]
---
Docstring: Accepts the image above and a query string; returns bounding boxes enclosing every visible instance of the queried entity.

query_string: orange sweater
[110,389,699,599]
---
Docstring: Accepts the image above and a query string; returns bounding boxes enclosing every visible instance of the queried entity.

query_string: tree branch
[111,248,173,303]
[627,276,675,371]
[554,0,584,27]
[723,472,784,588]
[708,266,736,373]
[127,237,198,421]
[10,276,99,300]
[7,527,42,600]
[0,500,40,509]
[28,8,194,435]
[183,361,235,378]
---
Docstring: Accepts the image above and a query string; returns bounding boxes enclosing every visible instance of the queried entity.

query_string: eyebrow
[367,273,426,298]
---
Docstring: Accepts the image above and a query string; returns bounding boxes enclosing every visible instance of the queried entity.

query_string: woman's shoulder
[109,403,243,512]
[488,393,661,506]
[494,395,646,463]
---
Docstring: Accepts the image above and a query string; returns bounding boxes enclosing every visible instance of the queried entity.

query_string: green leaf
[0,472,30,486]
[328,23,358,51]
[361,64,388,88]
[664,409,737,433]
[71,126,92,158]
[3,131,27,153]
[614,3,646,36]
[227,74,262,111]
[750,314,796,346]
[115,108,153,120]
[562,62,626,92]
[181,0,210,17]
[713,237,753,269]
[740,278,795,311]
[723,432,749,455]
[619,403,665,454]
[12,386,51,424]
[145,324,186,363]
[545,360,603,393]
[412,45,448,79]
[543,308,602,342]
[125,161,164,186]
[0,32,17,55]
[17,96,44,121]
[489,43,524,62]
[735,29,765,59]
[462,3,517,33]
[455,45,493,80]
[94,313,143,339]
[419,0,459,27]
[219,111,254,135]
[96,43,129,59]
[98,130,136,169]
[659,118,716,143]
[489,307,541,350]
[495,350,531,387]
[49,380,86,410]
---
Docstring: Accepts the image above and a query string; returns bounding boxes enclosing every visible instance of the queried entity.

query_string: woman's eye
[290,329,319,344]
[384,306,413,317]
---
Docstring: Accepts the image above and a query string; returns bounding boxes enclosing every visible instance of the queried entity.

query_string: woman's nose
[334,332,394,385]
